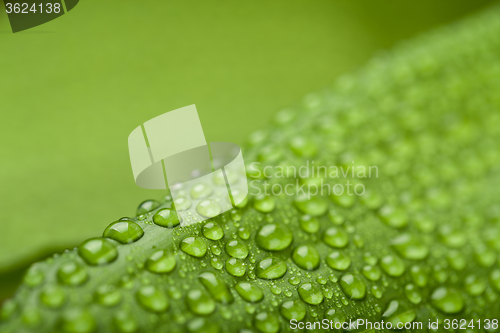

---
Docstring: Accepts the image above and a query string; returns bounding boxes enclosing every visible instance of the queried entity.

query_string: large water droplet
[145,250,176,273]
[57,261,88,286]
[136,285,169,312]
[196,200,222,218]
[94,285,122,307]
[136,200,160,216]
[235,282,264,303]
[174,197,192,211]
[294,195,328,216]
[390,233,429,260]
[323,227,349,248]
[431,287,464,314]
[362,265,381,281]
[256,223,293,251]
[225,240,249,259]
[253,312,280,333]
[410,265,428,287]
[340,274,366,300]
[381,254,405,277]
[191,183,213,199]
[78,238,118,266]
[225,258,246,277]
[113,310,137,333]
[378,206,408,228]
[153,208,180,228]
[382,300,416,327]
[186,317,220,333]
[256,257,287,280]
[180,237,207,258]
[326,251,351,271]
[57,308,96,333]
[404,284,422,304]
[298,283,324,305]
[103,221,144,244]
[292,244,320,270]
[464,275,486,296]
[203,222,224,240]
[23,266,44,287]
[280,300,306,321]
[186,289,216,315]
[40,284,66,308]
[198,272,234,304]
[253,195,276,213]
[299,215,320,233]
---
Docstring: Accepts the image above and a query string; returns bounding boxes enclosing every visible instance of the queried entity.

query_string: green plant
[2,4,500,333]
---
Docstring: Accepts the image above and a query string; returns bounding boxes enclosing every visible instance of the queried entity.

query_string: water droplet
[145,250,176,273]
[191,183,213,199]
[289,136,317,157]
[381,254,405,277]
[330,192,356,208]
[211,258,223,270]
[235,282,264,303]
[186,317,220,333]
[371,285,383,298]
[390,233,429,260]
[326,251,351,271]
[288,276,300,286]
[404,284,422,304]
[362,265,381,281]
[382,300,416,327]
[113,310,138,333]
[340,274,366,300]
[325,308,346,327]
[378,206,408,228]
[57,308,96,333]
[253,195,276,213]
[40,284,66,308]
[253,312,280,333]
[299,215,320,233]
[174,197,192,211]
[237,227,250,240]
[186,289,216,315]
[294,195,328,217]
[180,237,207,258]
[202,222,224,240]
[21,307,41,327]
[292,244,320,270]
[78,238,118,266]
[198,272,234,304]
[256,257,287,280]
[225,240,249,259]
[103,221,144,244]
[57,261,88,286]
[328,209,345,225]
[196,200,222,218]
[410,265,428,287]
[360,190,383,209]
[0,299,17,321]
[323,227,349,248]
[136,199,160,216]
[465,275,487,296]
[280,300,306,321]
[363,252,378,265]
[490,269,500,292]
[447,250,467,270]
[438,225,466,248]
[431,287,464,314]
[225,258,246,277]
[474,244,496,267]
[256,223,293,251]
[23,266,44,287]
[298,283,323,305]
[94,285,122,307]
[153,208,180,228]
[136,285,169,312]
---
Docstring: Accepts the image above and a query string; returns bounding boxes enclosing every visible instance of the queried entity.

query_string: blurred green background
[0,0,496,300]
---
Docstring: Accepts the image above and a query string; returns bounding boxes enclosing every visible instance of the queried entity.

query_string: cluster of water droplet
[2,6,500,333]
